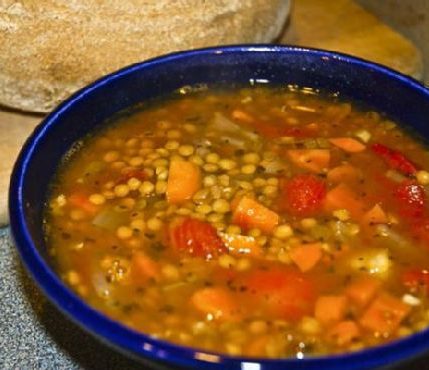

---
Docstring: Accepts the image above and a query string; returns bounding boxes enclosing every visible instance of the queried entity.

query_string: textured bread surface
[0,0,290,112]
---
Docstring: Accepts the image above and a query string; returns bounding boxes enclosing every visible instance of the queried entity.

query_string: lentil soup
[45,87,429,358]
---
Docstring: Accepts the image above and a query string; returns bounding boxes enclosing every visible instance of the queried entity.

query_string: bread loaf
[0,0,290,113]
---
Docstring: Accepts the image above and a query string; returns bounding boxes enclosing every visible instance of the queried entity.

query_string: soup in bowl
[9,45,429,369]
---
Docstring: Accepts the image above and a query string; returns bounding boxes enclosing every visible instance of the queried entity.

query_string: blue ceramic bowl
[9,45,429,369]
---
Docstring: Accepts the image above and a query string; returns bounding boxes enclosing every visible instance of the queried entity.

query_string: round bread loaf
[0,0,290,112]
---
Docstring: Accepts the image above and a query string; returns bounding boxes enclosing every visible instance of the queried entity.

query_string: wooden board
[0,110,42,224]
[281,0,423,79]
[356,0,429,83]
[0,0,423,226]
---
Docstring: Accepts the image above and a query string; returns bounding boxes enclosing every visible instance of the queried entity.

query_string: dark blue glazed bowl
[9,45,429,369]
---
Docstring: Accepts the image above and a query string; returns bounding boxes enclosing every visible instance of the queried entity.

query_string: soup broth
[45,87,429,358]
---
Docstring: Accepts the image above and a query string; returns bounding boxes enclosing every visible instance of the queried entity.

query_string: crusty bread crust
[0,0,290,112]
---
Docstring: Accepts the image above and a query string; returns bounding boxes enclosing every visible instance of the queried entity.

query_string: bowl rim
[9,44,429,369]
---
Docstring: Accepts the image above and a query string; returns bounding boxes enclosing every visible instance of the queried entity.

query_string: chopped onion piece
[92,207,128,230]
[290,105,316,112]
[220,136,246,149]
[212,112,241,132]
[92,271,111,298]
[375,225,409,248]
[402,294,421,306]
[210,112,259,142]
[260,159,285,174]
[354,129,371,143]
[385,170,406,183]
[349,248,390,278]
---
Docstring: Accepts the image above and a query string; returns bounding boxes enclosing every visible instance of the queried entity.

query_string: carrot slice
[324,183,365,220]
[231,109,255,123]
[68,193,98,214]
[327,320,361,346]
[286,149,330,173]
[166,160,201,204]
[191,287,240,321]
[315,295,348,325]
[329,137,366,153]
[131,252,161,283]
[359,293,410,335]
[346,276,381,308]
[289,243,323,272]
[362,204,388,225]
[232,196,279,234]
[327,164,361,183]
[220,233,262,257]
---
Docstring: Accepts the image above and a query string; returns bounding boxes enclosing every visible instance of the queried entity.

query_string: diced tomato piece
[393,180,425,218]
[382,178,429,247]
[371,143,418,175]
[401,268,429,294]
[280,174,326,216]
[169,217,227,260]
[241,267,317,321]
[411,218,429,248]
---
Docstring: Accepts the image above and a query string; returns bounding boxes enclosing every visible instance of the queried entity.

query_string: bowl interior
[10,45,429,369]
[21,47,429,256]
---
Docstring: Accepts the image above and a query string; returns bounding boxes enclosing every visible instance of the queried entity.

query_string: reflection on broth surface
[45,87,429,358]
